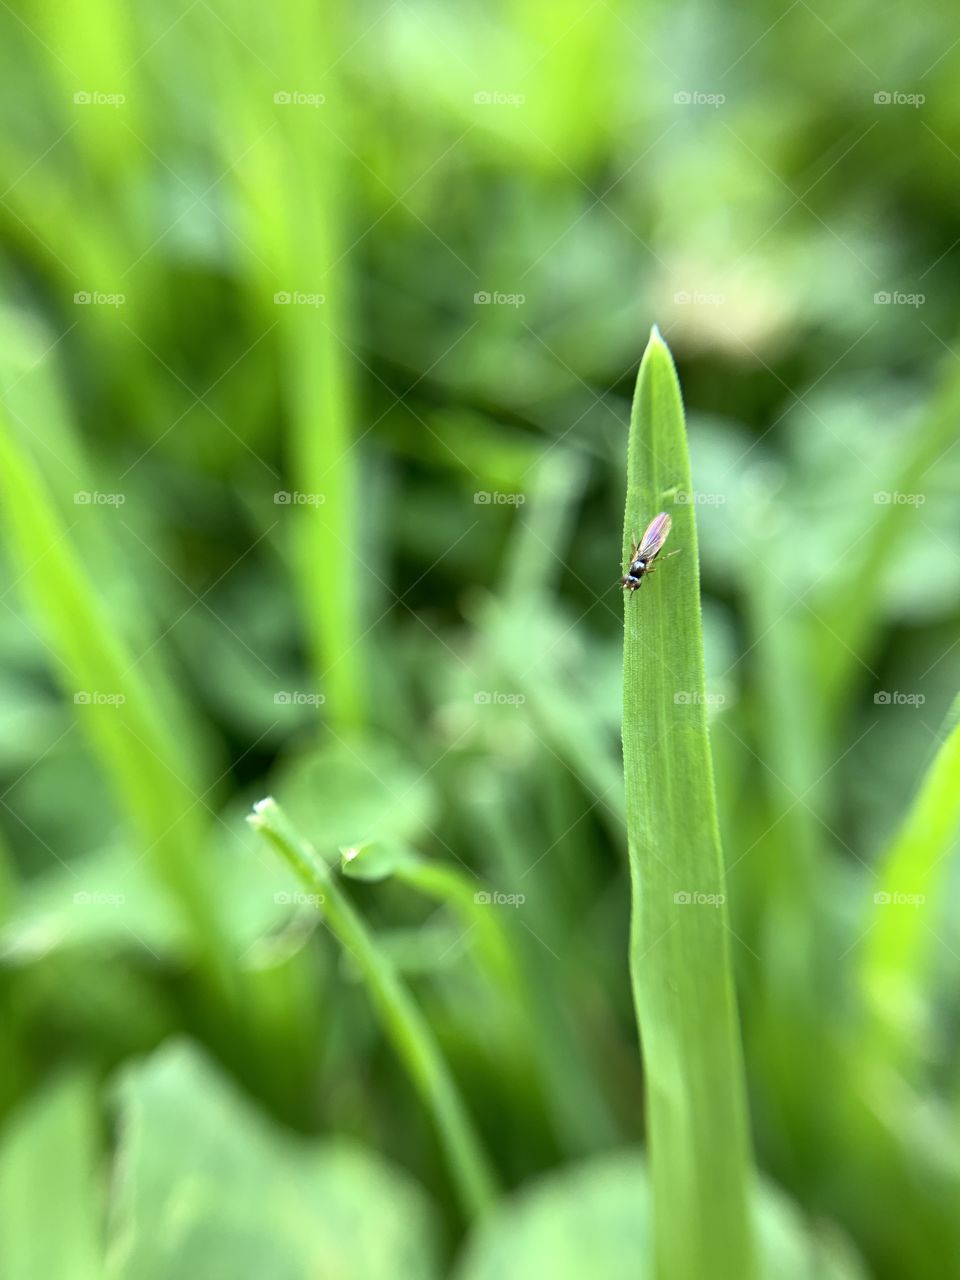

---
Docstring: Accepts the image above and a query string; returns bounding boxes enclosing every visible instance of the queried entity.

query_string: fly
[621,512,673,592]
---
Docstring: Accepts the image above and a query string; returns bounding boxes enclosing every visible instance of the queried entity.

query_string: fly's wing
[637,512,672,560]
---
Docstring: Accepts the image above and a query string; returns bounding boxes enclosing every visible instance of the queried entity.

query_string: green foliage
[457,1153,867,1280]
[0,1075,101,1280]
[107,1042,440,1280]
[0,1,959,1277]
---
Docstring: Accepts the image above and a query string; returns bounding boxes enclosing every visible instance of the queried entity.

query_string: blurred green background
[0,2,958,1277]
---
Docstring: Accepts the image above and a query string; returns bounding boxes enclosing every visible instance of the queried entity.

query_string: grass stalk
[247,797,498,1221]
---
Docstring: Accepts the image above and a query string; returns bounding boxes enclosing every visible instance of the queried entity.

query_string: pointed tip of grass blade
[635,328,681,426]
[641,325,678,377]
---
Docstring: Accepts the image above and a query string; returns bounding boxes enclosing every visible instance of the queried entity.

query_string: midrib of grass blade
[622,328,757,1280]
[0,409,227,986]
[858,698,960,1073]
[247,799,498,1221]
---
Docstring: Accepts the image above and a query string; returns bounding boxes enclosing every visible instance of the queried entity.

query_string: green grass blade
[340,839,521,997]
[622,328,757,1280]
[247,798,498,1221]
[858,698,960,1070]
[0,408,226,981]
[0,1074,102,1280]
[269,1,363,733]
[815,371,960,718]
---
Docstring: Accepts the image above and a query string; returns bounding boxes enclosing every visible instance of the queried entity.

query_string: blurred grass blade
[500,448,587,603]
[247,798,498,1221]
[0,408,226,981]
[254,1,364,732]
[859,698,960,1069]
[464,771,621,1155]
[622,328,757,1280]
[341,834,618,1155]
[340,839,519,996]
[0,1074,101,1280]
[816,369,960,717]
